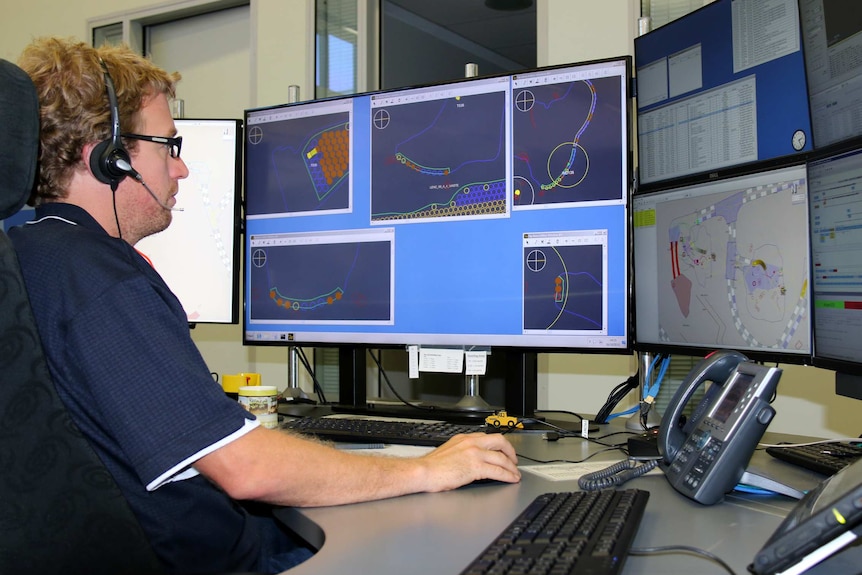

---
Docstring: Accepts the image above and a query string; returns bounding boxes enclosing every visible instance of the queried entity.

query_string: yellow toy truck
[485,410,523,429]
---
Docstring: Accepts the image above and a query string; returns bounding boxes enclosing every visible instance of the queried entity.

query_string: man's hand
[417,432,521,492]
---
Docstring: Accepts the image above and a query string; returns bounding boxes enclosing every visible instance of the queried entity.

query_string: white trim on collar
[26,215,78,226]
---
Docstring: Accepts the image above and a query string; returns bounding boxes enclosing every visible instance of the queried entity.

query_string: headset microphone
[115,158,184,212]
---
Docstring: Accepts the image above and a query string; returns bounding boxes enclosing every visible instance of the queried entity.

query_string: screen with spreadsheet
[242,57,632,351]
[634,0,812,191]
[798,0,862,149]
[807,139,862,374]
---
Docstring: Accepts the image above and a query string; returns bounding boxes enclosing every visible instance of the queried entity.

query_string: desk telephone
[657,350,782,505]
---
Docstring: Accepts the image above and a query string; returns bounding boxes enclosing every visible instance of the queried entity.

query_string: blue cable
[606,354,674,421]
[644,355,670,400]
[605,405,639,420]
[608,354,671,420]
[734,484,783,496]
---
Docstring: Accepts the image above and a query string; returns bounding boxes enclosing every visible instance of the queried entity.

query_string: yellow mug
[222,373,261,395]
[221,374,246,394]
[238,372,262,387]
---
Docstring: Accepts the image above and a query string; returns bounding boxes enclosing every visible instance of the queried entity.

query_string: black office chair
[0,58,164,575]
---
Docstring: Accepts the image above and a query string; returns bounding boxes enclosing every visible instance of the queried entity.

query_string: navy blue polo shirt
[10,203,266,573]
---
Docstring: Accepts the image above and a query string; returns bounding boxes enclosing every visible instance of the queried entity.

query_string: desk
[274,422,827,574]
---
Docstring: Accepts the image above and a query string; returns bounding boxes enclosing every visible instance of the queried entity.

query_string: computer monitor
[634,0,813,191]
[807,137,862,399]
[243,57,632,352]
[798,0,862,149]
[633,161,812,363]
[135,118,243,324]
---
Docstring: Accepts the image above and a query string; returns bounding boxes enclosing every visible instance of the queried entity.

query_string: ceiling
[386,0,537,69]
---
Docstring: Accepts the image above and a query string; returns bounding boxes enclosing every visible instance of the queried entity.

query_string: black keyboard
[281,416,483,446]
[766,442,862,475]
[461,489,650,575]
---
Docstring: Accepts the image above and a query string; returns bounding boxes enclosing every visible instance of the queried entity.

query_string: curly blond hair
[18,37,181,204]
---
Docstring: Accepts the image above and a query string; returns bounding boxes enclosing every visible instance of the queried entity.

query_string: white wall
[2,0,858,439]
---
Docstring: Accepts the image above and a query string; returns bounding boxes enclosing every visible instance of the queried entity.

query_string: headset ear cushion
[89,138,131,185]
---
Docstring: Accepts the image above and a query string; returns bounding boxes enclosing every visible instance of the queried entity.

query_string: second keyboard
[765,442,862,475]
[282,416,483,446]
[460,489,650,575]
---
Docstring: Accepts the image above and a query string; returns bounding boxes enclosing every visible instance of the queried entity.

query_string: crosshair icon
[515,90,535,113]
[248,125,263,145]
[526,249,547,272]
[252,249,267,268]
[373,109,390,130]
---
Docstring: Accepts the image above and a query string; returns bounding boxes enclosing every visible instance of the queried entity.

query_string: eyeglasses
[122,133,183,159]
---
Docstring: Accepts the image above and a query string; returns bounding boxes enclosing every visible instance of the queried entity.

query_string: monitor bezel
[631,157,814,366]
[139,117,243,325]
[806,136,862,376]
[633,0,813,195]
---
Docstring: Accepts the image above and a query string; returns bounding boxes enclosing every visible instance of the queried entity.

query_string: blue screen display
[244,58,632,351]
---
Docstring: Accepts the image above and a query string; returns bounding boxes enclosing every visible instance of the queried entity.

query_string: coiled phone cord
[578,458,660,491]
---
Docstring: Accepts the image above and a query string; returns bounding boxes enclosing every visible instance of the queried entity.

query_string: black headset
[89,60,133,191]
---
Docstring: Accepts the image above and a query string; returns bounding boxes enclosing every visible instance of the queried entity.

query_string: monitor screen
[807,139,862,376]
[799,0,862,148]
[633,162,812,362]
[634,0,812,190]
[135,118,243,324]
[243,57,632,351]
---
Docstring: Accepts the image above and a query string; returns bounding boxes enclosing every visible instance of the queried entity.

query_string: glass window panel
[316,0,358,98]
[93,22,124,47]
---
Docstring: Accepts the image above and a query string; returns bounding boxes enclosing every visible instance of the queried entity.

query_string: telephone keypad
[679,430,723,491]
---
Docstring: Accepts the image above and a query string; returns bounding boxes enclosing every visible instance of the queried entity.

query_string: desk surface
[274,421,827,575]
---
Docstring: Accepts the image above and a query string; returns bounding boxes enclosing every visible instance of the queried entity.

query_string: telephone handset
[657,350,782,505]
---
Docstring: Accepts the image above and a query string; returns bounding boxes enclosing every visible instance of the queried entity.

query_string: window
[316,0,359,97]
[92,23,124,47]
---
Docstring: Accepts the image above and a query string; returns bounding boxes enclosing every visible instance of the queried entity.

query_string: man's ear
[85,136,132,191]
[81,141,102,180]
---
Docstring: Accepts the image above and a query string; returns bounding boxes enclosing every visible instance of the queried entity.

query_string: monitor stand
[454,373,493,411]
[332,347,538,424]
[836,372,862,401]
[282,346,311,402]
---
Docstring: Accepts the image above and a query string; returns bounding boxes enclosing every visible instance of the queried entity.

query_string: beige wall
[1,0,121,61]
[0,0,312,107]
[2,0,858,439]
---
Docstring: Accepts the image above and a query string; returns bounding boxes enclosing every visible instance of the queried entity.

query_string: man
[11,37,520,574]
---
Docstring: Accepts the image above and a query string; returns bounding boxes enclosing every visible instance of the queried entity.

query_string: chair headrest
[0,59,39,221]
